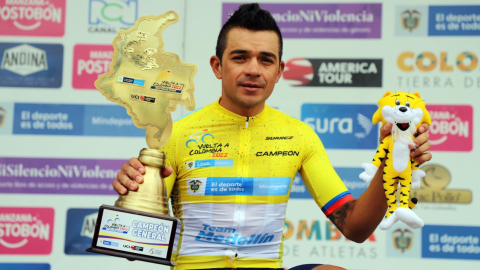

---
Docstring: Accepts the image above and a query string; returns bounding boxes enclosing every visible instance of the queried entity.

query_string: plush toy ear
[413,92,421,99]
[382,91,391,98]
[382,106,395,123]
[412,108,424,125]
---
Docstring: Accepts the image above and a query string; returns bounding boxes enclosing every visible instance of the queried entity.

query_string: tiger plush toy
[359,91,431,230]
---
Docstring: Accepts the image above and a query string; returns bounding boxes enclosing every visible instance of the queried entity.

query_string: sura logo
[0,0,63,31]
[304,113,373,137]
[88,0,138,33]
[80,212,97,239]
[1,44,47,76]
[271,9,374,23]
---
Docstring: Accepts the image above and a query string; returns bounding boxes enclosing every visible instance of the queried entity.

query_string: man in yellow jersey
[113,3,432,270]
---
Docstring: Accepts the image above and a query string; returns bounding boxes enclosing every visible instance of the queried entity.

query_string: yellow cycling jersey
[162,100,352,269]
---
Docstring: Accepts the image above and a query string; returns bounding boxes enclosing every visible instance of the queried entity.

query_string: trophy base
[86,205,180,265]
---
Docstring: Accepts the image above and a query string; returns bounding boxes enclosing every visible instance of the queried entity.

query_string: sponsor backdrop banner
[1,0,479,270]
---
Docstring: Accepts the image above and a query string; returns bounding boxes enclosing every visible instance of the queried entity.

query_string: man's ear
[210,56,222,80]
[276,61,285,83]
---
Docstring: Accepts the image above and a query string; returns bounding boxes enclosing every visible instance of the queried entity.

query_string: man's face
[211,28,284,115]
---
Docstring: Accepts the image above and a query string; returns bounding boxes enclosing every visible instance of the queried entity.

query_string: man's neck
[218,97,265,117]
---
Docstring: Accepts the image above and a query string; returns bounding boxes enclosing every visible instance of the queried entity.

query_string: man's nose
[245,59,261,76]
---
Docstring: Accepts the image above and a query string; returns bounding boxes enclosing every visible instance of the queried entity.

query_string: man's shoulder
[173,103,214,126]
[266,106,311,129]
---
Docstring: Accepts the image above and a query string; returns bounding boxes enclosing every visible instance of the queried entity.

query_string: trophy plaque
[86,11,197,266]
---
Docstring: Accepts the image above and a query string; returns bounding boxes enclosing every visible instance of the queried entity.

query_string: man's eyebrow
[229,49,277,60]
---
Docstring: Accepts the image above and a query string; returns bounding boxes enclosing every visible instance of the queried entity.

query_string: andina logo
[283,58,382,87]
[0,207,54,254]
[88,0,138,33]
[400,10,421,32]
[0,0,65,36]
[1,44,48,76]
[189,180,202,193]
[392,228,413,253]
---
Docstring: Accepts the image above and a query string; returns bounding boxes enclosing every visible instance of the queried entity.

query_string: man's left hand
[380,122,432,165]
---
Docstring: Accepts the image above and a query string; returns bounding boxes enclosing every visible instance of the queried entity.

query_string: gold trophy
[86,11,196,265]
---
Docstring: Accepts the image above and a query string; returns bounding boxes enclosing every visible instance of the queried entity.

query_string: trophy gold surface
[86,11,196,265]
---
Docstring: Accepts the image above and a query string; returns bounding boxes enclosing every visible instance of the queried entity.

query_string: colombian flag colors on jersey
[162,101,352,269]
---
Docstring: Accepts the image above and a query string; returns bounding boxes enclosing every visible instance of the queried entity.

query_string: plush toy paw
[379,211,399,230]
[359,163,378,183]
[411,169,425,189]
[396,207,424,229]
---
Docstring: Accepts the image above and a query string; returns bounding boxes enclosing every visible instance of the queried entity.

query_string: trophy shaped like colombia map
[95,11,197,149]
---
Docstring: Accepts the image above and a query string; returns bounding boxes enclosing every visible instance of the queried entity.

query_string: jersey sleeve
[161,127,178,199]
[298,123,353,217]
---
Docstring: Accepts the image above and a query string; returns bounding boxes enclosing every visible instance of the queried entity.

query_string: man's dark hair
[216,3,283,64]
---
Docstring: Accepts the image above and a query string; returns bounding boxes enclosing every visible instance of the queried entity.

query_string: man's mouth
[396,122,410,131]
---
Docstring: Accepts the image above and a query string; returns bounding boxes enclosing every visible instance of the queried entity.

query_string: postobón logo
[72,44,113,90]
[411,164,472,203]
[0,0,65,37]
[65,208,98,255]
[88,0,138,33]
[427,105,473,151]
[301,103,378,149]
[0,207,54,255]
[283,58,382,87]
[397,51,480,89]
[283,219,377,259]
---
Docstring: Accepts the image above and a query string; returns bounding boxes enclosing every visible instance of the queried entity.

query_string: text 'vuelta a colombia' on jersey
[161,100,352,269]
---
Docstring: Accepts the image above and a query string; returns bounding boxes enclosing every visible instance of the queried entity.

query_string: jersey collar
[213,98,270,125]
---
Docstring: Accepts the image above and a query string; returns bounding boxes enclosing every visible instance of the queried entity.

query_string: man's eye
[262,58,274,63]
[233,56,245,60]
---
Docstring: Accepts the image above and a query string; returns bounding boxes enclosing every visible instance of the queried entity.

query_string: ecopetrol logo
[72,44,113,90]
[412,164,472,204]
[64,208,98,255]
[301,104,378,149]
[88,0,138,33]
[0,0,65,37]
[283,219,377,259]
[0,43,63,88]
[0,207,54,255]
[283,58,382,87]
[427,105,473,151]
[397,51,480,89]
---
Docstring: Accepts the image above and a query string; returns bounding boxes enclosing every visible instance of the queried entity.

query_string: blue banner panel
[83,105,144,137]
[0,263,50,270]
[429,6,480,36]
[13,103,84,135]
[0,43,63,88]
[422,225,480,260]
[65,208,102,255]
[301,104,378,149]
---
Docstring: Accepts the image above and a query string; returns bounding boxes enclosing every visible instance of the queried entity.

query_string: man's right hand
[113,158,173,195]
